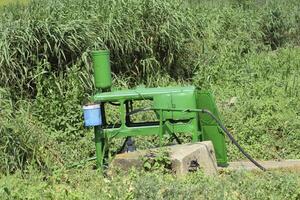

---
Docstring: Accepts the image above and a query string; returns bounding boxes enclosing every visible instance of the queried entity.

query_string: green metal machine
[84,50,228,168]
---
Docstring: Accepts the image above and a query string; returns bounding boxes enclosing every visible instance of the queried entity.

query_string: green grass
[0,0,28,6]
[0,168,299,199]
[0,0,300,198]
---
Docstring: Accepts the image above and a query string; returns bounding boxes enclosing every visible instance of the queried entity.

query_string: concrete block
[110,141,218,175]
[169,141,218,175]
[110,151,143,171]
[220,159,300,171]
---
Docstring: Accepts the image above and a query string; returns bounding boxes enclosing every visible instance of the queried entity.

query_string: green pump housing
[92,50,112,90]
[90,50,228,168]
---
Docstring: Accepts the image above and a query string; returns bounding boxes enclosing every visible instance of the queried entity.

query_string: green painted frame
[92,86,228,168]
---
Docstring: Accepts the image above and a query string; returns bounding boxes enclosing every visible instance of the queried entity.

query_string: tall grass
[0,0,201,97]
[0,0,28,6]
[1,0,299,97]
[0,88,60,173]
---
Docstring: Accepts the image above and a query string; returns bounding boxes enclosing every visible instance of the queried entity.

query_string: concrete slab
[219,159,300,171]
[110,141,218,175]
[168,141,218,175]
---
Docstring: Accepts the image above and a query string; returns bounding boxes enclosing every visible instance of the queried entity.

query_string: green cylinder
[92,50,112,90]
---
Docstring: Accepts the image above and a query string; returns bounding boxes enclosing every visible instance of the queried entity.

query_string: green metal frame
[89,50,228,169]
[92,86,228,167]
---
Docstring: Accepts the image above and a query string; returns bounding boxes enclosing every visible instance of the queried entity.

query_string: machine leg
[192,119,200,142]
[159,109,164,146]
[94,126,105,168]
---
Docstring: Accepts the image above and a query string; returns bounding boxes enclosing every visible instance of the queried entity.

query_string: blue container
[83,104,102,127]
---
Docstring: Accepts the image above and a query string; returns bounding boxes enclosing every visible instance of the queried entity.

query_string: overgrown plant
[0,89,59,173]
[141,148,172,173]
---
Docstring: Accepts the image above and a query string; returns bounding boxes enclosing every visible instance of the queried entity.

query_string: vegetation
[0,0,28,6]
[141,148,172,173]
[1,168,299,199]
[0,0,300,199]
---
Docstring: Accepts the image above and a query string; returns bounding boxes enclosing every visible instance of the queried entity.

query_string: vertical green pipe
[159,109,163,146]
[92,50,112,91]
[119,100,126,128]
[192,118,199,142]
[92,50,111,169]
[94,126,104,168]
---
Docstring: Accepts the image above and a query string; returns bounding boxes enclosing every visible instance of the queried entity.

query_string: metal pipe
[92,50,112,91]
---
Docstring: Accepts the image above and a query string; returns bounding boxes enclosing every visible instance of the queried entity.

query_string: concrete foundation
[110,141,218,175]
[220,159,300,171]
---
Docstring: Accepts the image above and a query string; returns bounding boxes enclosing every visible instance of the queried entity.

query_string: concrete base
[110,141,218,175]
[220,160,300,171]
[169,141,218,175]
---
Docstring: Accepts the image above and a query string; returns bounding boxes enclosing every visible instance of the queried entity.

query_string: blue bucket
[83,104,102,127]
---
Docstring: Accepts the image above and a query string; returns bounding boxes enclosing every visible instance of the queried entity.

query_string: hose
[109,102,120,106]
[191,108,266,171]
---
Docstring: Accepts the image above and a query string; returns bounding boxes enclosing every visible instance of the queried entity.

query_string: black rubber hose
[171,132,182,144]
[109,102,120,106]
[200,109,266,171]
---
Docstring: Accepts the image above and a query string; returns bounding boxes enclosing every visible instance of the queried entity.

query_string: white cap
[83,104,100,110]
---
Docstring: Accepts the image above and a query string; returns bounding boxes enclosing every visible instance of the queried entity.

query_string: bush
[0,88,59,173]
